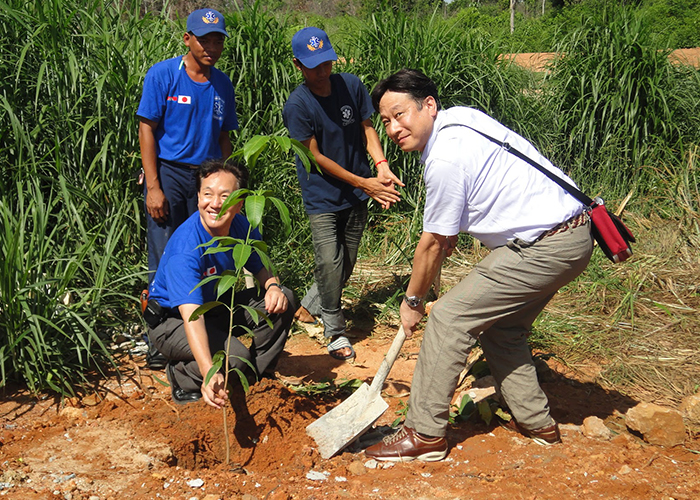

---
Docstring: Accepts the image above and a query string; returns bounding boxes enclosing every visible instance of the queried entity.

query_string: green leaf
[233,368,250,393]
[457,394,475,421]
[477,400,493,426]
[231,243,253,271]
[290,138,319,174]
[238,304,273,329]
[189,301,225,321]
[242,135,272,167]
[268,197,291,236]
[190,274,221,292]
[216,273,239,298]
[245,194,266,229]
[205,351,226,385]
[220,188,248,216]
[274,135,292,152]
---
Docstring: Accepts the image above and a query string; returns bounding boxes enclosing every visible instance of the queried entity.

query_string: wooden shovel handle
[369,326,407,395]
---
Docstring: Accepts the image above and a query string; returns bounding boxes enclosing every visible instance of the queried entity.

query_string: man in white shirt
[365,69,593,462]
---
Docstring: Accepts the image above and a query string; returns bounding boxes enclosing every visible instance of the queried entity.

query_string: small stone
[618,465,633,475]
[347,461,367,476]
[186,478,204,488]
[334,476,347,482]
[363,459,378,469]
[679,393,700,425]
[625,403,686,447]
[305,470,327,481]
[582,416,612,440]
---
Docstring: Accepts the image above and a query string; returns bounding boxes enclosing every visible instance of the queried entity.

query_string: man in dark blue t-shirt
[146,159,295,407]
[282,27,403,361]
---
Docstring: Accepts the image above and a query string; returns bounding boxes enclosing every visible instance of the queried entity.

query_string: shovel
[306,325,407,459]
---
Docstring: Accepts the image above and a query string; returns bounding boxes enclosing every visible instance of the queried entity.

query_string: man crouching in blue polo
[145,159,296,407]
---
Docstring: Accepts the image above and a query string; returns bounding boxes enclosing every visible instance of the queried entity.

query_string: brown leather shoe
[498,416,562,446]
[365,426,448,462]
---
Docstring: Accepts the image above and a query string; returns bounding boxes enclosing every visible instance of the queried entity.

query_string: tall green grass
[1,0,699,396]
[543,4,700,195]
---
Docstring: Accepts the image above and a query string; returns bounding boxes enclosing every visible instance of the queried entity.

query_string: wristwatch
[403,295,423,308]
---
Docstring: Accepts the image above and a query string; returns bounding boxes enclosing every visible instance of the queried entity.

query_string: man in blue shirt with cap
[282,27,403,361]
[137,8,238,369]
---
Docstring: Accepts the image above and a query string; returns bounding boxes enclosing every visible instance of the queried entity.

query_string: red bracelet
[375,159,388,167]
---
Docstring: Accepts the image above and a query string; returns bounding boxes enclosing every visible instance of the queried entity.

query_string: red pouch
[588,201,636,263]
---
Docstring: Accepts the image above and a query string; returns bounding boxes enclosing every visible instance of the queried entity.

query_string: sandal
[327,335,356,361]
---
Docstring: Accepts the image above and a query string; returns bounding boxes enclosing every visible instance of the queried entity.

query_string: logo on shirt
[213,95,224,122]
[306,36,323,51]
[203,266,217,277]
[341,105,355,127]
[178,95,192,104]
[166,96,177,102]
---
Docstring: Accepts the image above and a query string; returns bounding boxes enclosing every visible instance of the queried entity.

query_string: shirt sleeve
[350,74,375,122]
[422,156,467,237]
[163,252,205,307]
[283,92,314,142]
[136,64,167,123]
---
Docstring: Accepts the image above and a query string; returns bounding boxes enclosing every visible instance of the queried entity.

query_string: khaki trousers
[405,222,593,437]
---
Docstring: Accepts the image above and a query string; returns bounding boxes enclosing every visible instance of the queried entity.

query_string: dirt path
[1,325,699,499]
[502,47,700,71]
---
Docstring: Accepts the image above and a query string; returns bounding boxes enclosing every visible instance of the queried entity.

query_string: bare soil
[502,47,700,71]
[1,322,699,500]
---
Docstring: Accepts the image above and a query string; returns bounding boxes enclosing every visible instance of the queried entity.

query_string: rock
[347,460,367,476]
[186,478,204,488]
[618,465,633,475]
[363,459,378,469]
[582,416,612,440]
[625,403,686,447]
[58,407,86,423]
[679,393,700,425]
[305,470,327,481]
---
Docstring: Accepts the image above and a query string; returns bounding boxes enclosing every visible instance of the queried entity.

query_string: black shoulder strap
[439,123,594,207]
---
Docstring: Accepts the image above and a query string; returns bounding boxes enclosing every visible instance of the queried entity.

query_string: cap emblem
[306,36,323,52]
[202,10,219,24]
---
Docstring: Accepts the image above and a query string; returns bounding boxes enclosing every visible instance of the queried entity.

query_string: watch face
[404,295,421,307]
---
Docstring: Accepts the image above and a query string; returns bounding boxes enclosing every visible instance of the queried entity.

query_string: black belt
[159,158,198,170]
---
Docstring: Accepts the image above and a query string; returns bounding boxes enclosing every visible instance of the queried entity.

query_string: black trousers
[148,286,296,392]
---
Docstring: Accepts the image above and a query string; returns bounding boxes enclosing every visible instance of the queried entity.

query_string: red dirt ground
[1,324,699,500]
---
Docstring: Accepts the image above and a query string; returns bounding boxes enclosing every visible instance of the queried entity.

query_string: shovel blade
[306,383,389,459]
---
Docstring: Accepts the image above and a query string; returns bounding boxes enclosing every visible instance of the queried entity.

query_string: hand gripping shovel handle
[368,326,407,395]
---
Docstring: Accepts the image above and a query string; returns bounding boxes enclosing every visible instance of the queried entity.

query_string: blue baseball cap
[187,8,228,37]
[291,27,337,69]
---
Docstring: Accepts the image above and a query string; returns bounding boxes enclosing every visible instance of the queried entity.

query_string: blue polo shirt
[137,56,238,165]
[149,211,264,308]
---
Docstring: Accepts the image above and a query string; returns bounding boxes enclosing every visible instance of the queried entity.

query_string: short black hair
[371,69,441,112]
[196,158,249,192]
